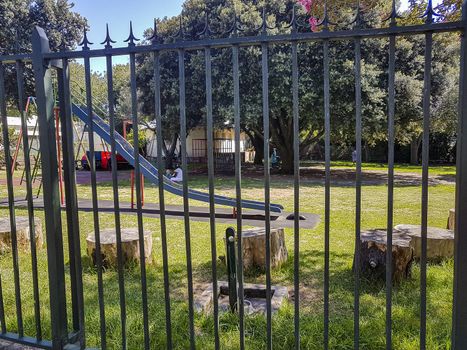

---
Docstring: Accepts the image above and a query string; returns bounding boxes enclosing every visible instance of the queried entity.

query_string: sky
[71,0,443,72]
[72,0,184,72]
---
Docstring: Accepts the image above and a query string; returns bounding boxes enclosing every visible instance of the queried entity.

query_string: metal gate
[0,0,467,349]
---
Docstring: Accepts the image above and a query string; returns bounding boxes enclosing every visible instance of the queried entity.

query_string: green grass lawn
[304,160,456,176]
[0,165,457,349]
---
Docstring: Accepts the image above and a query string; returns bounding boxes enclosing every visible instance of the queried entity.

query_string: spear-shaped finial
[124,21,140,47]
[225,9,241,37]
[261,7,270,35]
[198,11,210,37]
[261,7,269,34]
[354,0,363,28]
[290,5,298,33]
[148,19,159,44]
[100,24,116,49]
[177,15,184,39]
[322,0,330,31]
[421,0,441,23]
[389,0,398,25]
[79,26,93,50]
[15,29,21,53]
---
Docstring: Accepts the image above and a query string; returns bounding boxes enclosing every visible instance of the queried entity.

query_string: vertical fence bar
[83,52,107,350]
[31,26,68,349]
[452,2,467,348]
[129,49,150,350]
[153,50,173,349]
[232,43,245,350]
[261,41,272,350]
[0,64,12,333]
[0,63,23,338]
[178,48,196,349]
[353,36,362,350]
[15,60,42,340]
[105,53,127,350]
[291,39,300,350]
[57,58,85,347]
[420,24,433,350]
[205,45,220,350]
[323,38,331,350]
[386,32,396,350]
[0,275,5,334]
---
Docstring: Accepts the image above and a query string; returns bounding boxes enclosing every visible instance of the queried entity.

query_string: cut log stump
[86,228,153,268]
[0,216,43,254]
[237,227,288,271]
[447,209,455,230]
[356,229,413,283]
[395,224,454,261]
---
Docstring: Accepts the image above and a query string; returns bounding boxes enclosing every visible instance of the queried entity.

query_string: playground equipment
[12,83,283,213]
[11,97,65,204]
[71,103,284,213]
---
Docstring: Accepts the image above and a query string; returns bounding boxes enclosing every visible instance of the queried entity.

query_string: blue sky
[71,0,442,72]
[72,0,184,71]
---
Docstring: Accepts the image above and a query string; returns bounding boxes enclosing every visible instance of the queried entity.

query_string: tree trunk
[0,216,43,254]
[86,228,153,267]
[251,133,264,165]
[448,209,455,230]
[356,229,413,283]
[238,227,288,270]
[394,224,454,261]
[163,133,179,169]
[410,135,421,165]
[278,147,294,174]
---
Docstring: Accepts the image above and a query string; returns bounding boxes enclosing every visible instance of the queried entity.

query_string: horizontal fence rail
[0,1,466,349]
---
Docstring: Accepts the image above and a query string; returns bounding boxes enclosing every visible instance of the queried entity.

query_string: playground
[0,92,458,348]
[0,0,465,348]
[0,158,457,348]
[0,61,458,350]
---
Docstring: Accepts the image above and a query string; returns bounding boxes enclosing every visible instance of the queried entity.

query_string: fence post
[452,2,467,348]
[31,26,68,349]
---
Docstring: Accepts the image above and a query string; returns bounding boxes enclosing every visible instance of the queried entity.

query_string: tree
[0,0,87,103]
[136,0,460,172]
[70,62,134,132]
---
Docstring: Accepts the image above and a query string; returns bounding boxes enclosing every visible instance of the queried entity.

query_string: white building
[145,126,250,162]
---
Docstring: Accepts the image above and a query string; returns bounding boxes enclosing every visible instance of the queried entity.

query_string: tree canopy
[135,0,461,170]
[1,0,87,102]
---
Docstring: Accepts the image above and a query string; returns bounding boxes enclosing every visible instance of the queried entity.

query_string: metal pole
[57,59,85,348]
[452,2,467,348]
[226,228,238,313]
[31,26,68,350]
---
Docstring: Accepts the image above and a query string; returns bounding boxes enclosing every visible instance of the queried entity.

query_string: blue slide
[72,104,284,213]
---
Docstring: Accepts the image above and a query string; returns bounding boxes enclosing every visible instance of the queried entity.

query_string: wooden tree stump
[0,216,43,254]
[395,224,454,261]
[447,209,455,230]
[356,229,413,283]
[86,228,153,268]
[239,227,288,271]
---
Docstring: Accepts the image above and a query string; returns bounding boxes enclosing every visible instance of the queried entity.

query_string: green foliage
[126,128,149,155]
[135,0,460,171]
[0,168,457,349]
[70,62,133,127]
[0,126,19,167]
[0,0,87,102]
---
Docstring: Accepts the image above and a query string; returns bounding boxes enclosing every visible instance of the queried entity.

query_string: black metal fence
[0,0,467,349]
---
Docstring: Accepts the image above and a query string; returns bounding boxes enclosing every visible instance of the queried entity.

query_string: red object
[130,170,145,209]
[82,151,128,170]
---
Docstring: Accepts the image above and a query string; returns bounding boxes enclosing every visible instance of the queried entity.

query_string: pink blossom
[298,0,313,13]
[308,17,318,32]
